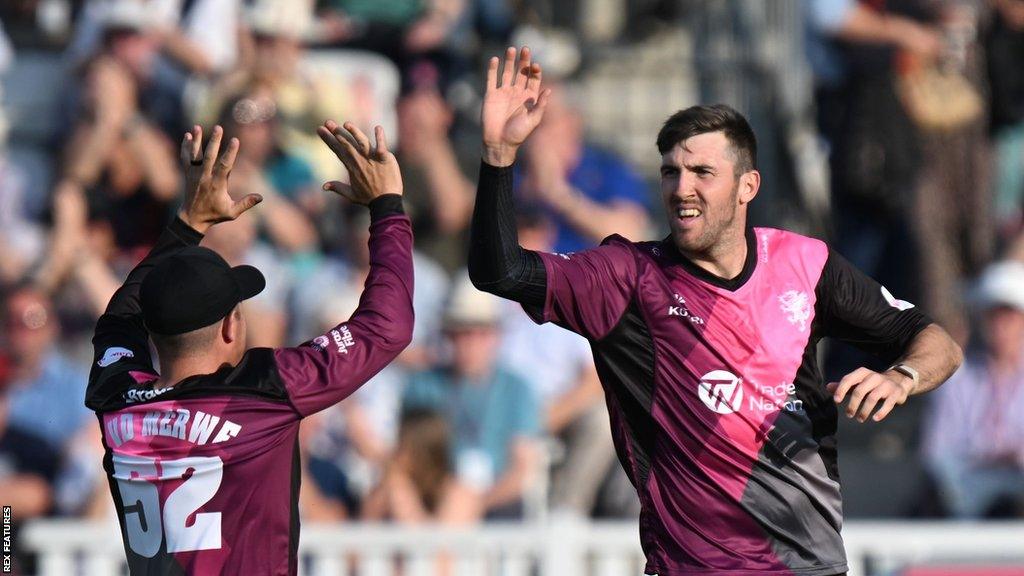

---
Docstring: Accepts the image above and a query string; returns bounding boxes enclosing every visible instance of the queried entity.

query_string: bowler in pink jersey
[86,121,412,575]
[469,47,963,575]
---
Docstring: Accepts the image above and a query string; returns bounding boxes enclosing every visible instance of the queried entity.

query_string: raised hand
[178,125,263,234]
[481,46,551,167]
[317,120,403,205]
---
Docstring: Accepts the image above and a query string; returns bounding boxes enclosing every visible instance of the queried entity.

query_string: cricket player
[468,47,963,575]
[85,121,412,574]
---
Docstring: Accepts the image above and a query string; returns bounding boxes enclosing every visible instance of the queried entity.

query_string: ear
[221,308,238,344]
[737,170,760,205]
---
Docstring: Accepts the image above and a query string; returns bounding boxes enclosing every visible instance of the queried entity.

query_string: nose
[673,171,697,201]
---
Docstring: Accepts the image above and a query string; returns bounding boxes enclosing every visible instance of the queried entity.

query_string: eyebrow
[684,163,716,172]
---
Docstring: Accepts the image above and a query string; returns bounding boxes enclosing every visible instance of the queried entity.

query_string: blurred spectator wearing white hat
[402,272,541,519]
[922,261,1024,518]
[68,0,242,77]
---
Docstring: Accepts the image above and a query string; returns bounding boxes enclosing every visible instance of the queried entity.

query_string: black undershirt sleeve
[815,248,932,362]
[467,161,547,308]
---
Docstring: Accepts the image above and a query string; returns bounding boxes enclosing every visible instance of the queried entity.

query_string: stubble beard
[671,183,740,259]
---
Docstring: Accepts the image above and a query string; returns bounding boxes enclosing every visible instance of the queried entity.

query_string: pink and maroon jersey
[529,228,930,576]
[85,210,413,575]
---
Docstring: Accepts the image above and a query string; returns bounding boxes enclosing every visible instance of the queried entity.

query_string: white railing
[20,519,1024,576]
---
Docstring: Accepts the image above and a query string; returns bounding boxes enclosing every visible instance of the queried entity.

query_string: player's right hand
[317,120,403,205]
[481,46,551,167]
[178,125,263,234]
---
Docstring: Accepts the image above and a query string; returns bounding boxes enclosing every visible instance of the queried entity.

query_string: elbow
[394,324,414,353]
[467,258,492,293]
[380,312,414,353]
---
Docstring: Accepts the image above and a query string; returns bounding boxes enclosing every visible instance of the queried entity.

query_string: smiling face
[660,131,759,258]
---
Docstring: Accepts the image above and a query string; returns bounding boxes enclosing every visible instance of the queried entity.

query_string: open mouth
[677,208,702,219]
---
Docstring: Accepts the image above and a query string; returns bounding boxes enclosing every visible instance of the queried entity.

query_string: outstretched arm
[275,122,414,417]
[468,47,550,306]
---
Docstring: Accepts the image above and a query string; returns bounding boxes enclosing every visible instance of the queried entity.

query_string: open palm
[482,46,551,166]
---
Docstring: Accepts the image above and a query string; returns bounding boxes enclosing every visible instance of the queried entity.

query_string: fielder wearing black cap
[86,121,413,575]
[140,246,266,336]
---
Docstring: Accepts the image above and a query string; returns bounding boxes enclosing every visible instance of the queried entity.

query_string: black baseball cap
[140,246,265,336]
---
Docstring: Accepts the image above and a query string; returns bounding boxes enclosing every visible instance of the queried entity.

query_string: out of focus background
[1,0,1024,574]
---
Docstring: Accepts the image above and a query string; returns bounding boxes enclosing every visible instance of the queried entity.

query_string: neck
[157,354,233,389]
[679,227,749,280]
[989,349,1023,378]
[455,363,492,382]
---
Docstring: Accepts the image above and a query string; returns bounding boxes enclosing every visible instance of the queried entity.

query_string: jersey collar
[662,227,757,291]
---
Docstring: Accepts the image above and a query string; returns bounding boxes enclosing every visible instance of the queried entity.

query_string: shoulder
[755,227,829,260]
[754,227,831,279]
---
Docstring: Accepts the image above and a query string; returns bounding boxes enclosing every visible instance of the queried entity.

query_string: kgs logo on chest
[668,293,705,325]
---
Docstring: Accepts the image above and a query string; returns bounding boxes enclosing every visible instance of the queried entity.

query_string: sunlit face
[984,305,1024,362]
[4,290,57,365]
[447,325,500,379]
[659,131,757,257]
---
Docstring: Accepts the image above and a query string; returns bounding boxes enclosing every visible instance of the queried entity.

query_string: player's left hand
[827,367,913,423]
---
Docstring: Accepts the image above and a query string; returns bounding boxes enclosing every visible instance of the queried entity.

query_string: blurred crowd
[1,0,1024,551]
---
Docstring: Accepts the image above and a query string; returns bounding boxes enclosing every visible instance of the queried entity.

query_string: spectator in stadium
[804,0,940,302]
[516,84,649,253]
[988,0,1024,234]
[217,91,322,211]
[68,0,242,78]
[396,88,477,270]
[202,0,351,184]
[923,261,1024,518]
[361,408,478,524]
[0,350,59,521]
[311,0,469,89]
[0,351,61,575]
[0,151,45,287]
[905,2,993,343]
[0,0,73,50]
[403,273,541,519]
[62,42,182,254]
[2,284,92,450]
[498,208,617,516]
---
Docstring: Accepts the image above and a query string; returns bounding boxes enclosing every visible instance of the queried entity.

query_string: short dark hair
[656,104,757,175]
[151,320,221,358]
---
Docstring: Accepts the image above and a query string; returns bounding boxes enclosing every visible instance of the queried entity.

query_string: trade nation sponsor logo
[696,370,805,415]
[698,370,744,414]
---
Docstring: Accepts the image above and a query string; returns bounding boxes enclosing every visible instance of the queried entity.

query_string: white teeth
[679,208,701,218]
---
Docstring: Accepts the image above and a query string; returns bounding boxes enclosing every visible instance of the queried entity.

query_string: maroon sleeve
[274,212,414,417]
[527,235,638,340]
